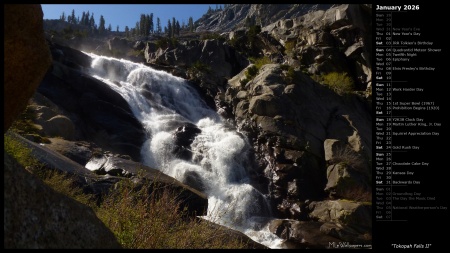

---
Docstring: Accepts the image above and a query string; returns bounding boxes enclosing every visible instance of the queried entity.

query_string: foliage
[4,132,40,168]
[229,25,262,58]
[312,72,355,95]
[6,129,251,249]
[284,66,300,84]
[284,40,296,54]
[189,60,211,74]
[9,106,50,144]
[28,167,250,249]
[240,65,257,86]
[239,56,272,86]
[155,37,178,49]
[200,32,224,40]
[249,56,271,70]
[248,25,261,37]
[96,179,249,248]
[331,146,366,173]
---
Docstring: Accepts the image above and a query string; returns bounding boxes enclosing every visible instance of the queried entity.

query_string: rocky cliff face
[263,4,372,94]
[218,66,372,247]
[195,4,335,32]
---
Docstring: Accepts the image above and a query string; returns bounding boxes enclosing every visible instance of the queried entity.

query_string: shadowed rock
[4,151,121,249]
[4,4,52,132]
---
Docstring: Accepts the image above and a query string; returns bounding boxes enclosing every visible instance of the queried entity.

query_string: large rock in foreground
[4,4,52,133]
[4,152,121,249]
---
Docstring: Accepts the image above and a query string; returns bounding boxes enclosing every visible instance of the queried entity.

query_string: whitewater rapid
[84,52,284,248]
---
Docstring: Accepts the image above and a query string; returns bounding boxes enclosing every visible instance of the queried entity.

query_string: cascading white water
[84,52,284,248]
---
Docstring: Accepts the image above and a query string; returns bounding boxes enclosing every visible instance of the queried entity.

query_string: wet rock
[172,123,202,161]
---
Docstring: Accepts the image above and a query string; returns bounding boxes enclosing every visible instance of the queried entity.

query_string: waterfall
[84,52,284,248]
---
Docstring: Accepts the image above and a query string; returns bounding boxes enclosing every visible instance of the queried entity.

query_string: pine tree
[89,13,96,33]
[156,17,161,34]
[60,11,66,21]
[116,25,119,32]
[172,17,176,37]
[148,13,155,33]
[245,16,255,28]
[85,11,90,26]
[71,9,76,24]
[135,22,140,37]
[167,19,172,37]
[188,16,194,32]
[108,24,112,32]
[81,12,86,25]
[175,20,180,36]
[99,15,106,34]
[125,26,129,38]
[145,14,151,36]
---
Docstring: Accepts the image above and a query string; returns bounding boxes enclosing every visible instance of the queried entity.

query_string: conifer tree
[99,15,106,34]
[60,11,66,21]
[89,13,96,33]
[149,13,154,34]
[172,17,176,37]
[85,11,90,26]
[167,19,172,37]
[125,26,129,38]
[71,9,76,24]
[175,20,180,36]
[156,17,162,34]
[135,21,140,36]
[188,16,194,32]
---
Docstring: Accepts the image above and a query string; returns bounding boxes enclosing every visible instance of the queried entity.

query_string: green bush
[4,132,40,168]
[200,32,223,40]
[284,40,296,54]
[155,37,178,49]
[240,56,272,86]
[250,56,271,70]
[285,66,299,84]
[313,72,355,95]
[190,60,211,73]
[246,65,258,78]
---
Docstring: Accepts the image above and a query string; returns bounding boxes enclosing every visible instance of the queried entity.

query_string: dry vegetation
[4,131,253,249]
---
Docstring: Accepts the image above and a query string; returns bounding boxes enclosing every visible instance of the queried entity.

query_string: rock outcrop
[38,42,146,161]
[195,4,335,32]
[4,141,121,249]
[4,4,52,133]
[262,4,372,93]
[219,63,371,225]
[145,38,249,102]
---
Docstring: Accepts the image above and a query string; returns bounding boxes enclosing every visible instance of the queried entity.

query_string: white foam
[84,52,282,248]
